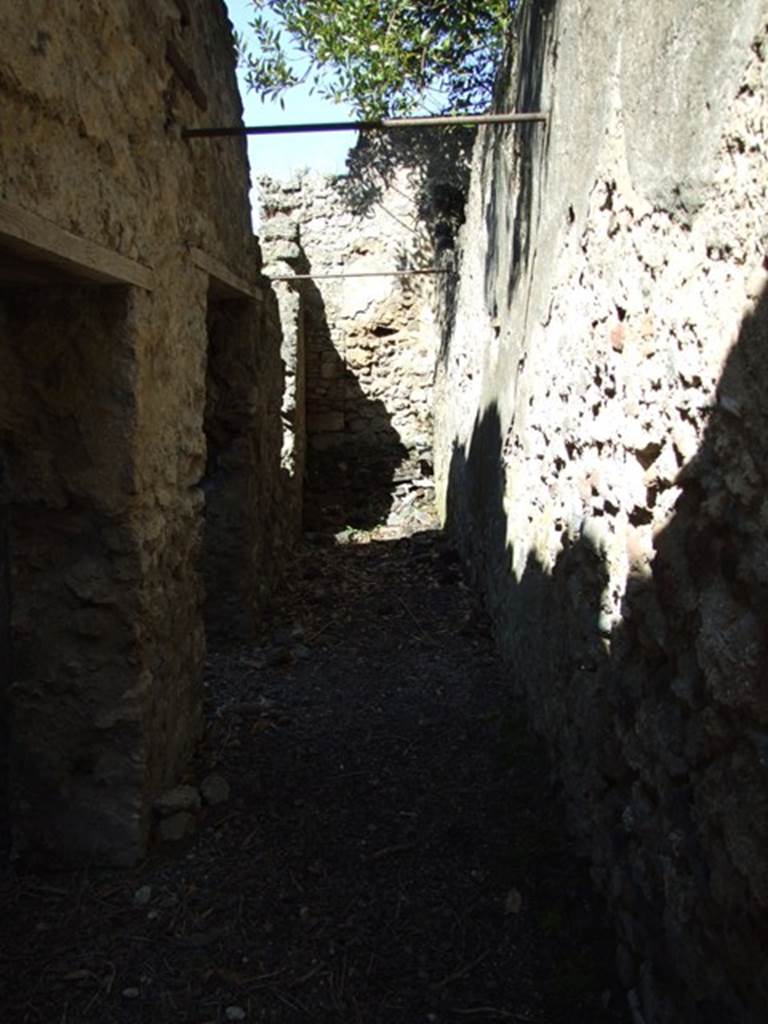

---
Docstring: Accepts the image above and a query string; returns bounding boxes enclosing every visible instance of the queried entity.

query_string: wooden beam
[0,200,154,290]
[183,111,548,139]
[190,247,263,302]
[269,267,451,282]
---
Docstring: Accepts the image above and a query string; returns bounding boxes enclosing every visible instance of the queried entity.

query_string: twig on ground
[367,842,417,862]
[432,949,490,990]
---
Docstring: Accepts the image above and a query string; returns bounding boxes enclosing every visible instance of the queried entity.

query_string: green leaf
[238,0,515,117]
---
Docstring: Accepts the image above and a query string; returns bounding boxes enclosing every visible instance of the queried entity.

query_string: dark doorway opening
[0,275,142,865]
[202,294,261,644]
[0,453,10,857]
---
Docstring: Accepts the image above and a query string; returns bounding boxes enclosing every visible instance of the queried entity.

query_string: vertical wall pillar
[275,280,306,540]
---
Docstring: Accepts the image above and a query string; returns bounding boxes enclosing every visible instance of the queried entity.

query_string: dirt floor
[0,513,629,1023]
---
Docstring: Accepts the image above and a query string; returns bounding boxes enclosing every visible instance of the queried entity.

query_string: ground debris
[0,520,628,1023]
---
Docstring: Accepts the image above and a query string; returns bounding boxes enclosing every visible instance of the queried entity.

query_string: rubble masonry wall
[0,0,284,863]
[434,1,768,1020]
[259,131,470,530]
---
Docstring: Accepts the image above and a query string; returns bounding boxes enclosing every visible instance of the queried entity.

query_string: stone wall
[260,130,470,530]
[434,1,768,1020]
[0,0,285,864]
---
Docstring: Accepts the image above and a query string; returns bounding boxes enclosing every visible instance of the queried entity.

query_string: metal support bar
[183,111,546,139]
[268,267,452,282]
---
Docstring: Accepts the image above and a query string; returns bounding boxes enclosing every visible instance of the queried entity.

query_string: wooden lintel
[0,200,154,290]
[191,247,263,302]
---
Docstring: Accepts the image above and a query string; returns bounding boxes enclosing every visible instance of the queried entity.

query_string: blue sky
[226,0,358,186]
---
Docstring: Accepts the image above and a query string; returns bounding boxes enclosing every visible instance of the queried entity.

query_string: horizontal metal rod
[183,111,546,139]
[269,267,452,282]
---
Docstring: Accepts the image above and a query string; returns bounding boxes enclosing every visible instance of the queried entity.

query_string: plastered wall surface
[434,1,768,1019]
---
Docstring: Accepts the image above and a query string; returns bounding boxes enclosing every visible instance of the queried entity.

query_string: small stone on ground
[153,784,201,817]
[200,772,230,806]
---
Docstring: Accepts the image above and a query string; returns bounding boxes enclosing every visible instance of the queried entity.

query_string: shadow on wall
[202,297,258,642]
[475,0,555,362]
[299,259,409,531]
[314,132,470,531]
[443,276,768,1024]
[202,290,287,643]
[338,127,472,301]
[260,122,472,535]
[341,127,473,234]
[436,0,555,367]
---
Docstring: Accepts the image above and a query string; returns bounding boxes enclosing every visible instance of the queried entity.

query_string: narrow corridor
[0,516,627,1023]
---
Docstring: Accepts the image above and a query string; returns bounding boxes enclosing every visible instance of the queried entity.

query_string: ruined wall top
[258,127,472,278]
[258,129,471,532]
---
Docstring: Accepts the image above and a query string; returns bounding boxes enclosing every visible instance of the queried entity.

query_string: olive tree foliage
[239,0,514,118]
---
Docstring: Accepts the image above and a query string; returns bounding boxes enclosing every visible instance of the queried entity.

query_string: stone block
[266,240,301,263]
[310,432,344,452]
[153,784,202,817]
[200,773,231,806]
[346,346,375,368]
[158,811,197,843]
[261,215,299,243]
[308,411,345,433]
[320,359,342,379]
